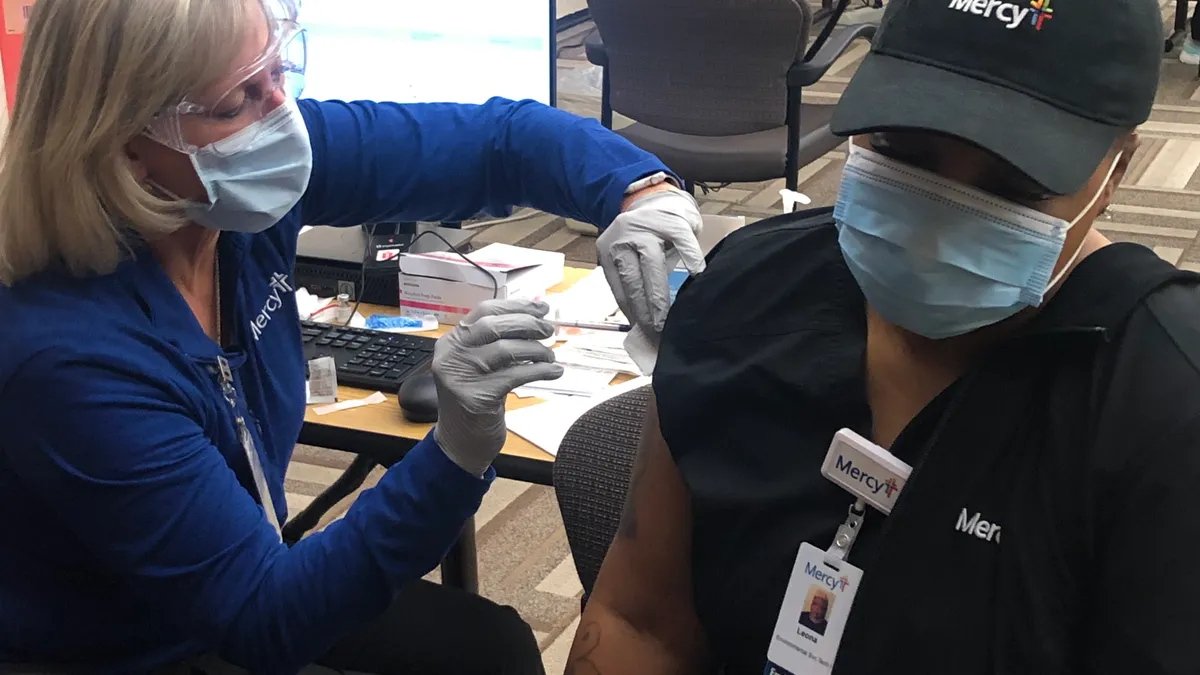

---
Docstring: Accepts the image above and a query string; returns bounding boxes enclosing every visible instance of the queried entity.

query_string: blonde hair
[0,0,279,285]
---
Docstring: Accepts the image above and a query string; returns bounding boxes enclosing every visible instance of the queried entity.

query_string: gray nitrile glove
[432,299,564,476]
[597,188,706,336]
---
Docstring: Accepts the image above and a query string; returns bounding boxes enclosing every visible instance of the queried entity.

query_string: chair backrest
[589,0,812,137]
[552,386,652,595]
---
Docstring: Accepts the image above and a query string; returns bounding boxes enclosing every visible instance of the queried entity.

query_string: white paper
[552,347,642,376]
[505,376,653,456]
[512,387,588,401]
[623,326,660,375]
[566,330,629,350]
[545,266,619,322]
[550,330,642,375]
[312,391,387,416]
[517,366,617,397]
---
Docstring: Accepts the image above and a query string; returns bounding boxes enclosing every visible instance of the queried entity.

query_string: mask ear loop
[1046,151,1123,290]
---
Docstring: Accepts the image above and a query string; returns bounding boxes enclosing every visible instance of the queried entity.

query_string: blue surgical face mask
[166,99,313,234]
[833,144,1120,339]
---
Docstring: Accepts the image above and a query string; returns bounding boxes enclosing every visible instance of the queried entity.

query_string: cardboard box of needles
[398,244,565,324]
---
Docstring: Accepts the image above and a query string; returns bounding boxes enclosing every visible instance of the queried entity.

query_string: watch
[624,171,680,194]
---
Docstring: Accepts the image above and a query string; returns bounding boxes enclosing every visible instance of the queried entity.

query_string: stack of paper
[506,377,653,456]
[554,331,641,375]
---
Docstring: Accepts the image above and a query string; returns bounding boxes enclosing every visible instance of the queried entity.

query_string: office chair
[585,0,877,192]
[552,385,652,605]
[1167,0,1189,54]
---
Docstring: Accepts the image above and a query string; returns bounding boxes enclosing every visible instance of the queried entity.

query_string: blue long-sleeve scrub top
[0,98,670,674]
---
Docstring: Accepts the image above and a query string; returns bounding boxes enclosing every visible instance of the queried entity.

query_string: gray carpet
[289,4,1200,671]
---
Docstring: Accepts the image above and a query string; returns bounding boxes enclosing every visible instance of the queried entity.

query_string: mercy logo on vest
[251,273,294,341]
[948,0,1053,31]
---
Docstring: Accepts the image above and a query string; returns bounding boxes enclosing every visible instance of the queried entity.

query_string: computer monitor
[294,0,557,107]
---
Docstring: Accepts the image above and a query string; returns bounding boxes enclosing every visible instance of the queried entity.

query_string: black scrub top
[653,210,939,675]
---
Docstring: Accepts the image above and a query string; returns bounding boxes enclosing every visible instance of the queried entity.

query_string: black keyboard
[300,320,436,392]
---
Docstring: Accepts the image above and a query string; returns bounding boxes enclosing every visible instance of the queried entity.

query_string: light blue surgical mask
[833,144,1120,339]
[181,99,312,234]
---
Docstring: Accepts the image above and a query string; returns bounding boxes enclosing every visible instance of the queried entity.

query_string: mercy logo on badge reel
[820,429,912,514]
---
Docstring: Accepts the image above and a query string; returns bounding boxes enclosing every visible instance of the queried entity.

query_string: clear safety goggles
[146,20,307,156]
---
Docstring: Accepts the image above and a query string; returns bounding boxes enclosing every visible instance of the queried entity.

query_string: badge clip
[825,499,866,569]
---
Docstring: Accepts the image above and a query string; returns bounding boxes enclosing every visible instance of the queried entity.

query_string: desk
[291,267,593,589]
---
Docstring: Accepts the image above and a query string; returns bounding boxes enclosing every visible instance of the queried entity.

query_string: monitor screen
[294,0,555,106]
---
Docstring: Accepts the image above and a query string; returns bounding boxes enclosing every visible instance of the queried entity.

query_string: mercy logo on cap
[947,0,1053,31]
[945,0,1051,30]
[1029,0,1054,29]
[831,0,1161,196]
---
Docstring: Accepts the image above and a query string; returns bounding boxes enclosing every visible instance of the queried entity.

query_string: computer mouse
[398,370,439,424]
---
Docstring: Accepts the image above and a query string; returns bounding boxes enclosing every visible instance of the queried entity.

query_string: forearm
[297,98,672,230]
[567,606,708,675]
[218,435,490,673]
[567,394,709,674]
[476,98,672,228]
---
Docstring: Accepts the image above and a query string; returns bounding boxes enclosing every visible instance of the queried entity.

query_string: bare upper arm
[587,391,703,644]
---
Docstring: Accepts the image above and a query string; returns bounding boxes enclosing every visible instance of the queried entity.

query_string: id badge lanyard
[216,355,283,539]
[826,499,866,565]
[764,429,911,675]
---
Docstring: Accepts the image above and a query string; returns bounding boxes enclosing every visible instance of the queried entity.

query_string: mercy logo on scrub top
[251,273,295,341]
[948,0,1053,31]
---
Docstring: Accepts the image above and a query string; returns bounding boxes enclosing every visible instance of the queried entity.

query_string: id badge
[820,428,912,514]
[764,543,863,675]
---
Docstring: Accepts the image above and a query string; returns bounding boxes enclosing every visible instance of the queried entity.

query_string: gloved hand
[597,188,706,335]
[432,299,564,476]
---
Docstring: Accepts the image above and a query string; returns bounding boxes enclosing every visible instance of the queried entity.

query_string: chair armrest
[788,23,877,88]
[585,30,608,68]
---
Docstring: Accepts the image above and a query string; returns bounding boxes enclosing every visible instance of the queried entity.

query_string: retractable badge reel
[764,429,912,675]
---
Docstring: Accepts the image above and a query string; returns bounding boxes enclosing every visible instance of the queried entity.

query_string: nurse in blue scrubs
[0,0,701,673]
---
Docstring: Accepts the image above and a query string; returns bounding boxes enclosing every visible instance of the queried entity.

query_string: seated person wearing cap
[566,0,1200,673]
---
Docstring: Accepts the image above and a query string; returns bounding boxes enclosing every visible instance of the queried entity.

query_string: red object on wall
[0,0,35,112]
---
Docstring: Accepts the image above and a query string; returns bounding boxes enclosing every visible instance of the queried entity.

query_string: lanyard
[215,355,283,540]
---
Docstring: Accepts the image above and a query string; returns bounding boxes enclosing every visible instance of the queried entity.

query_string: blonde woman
[0,0,699,673]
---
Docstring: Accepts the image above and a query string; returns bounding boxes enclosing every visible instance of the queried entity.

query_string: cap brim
[831,53,1125,195]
